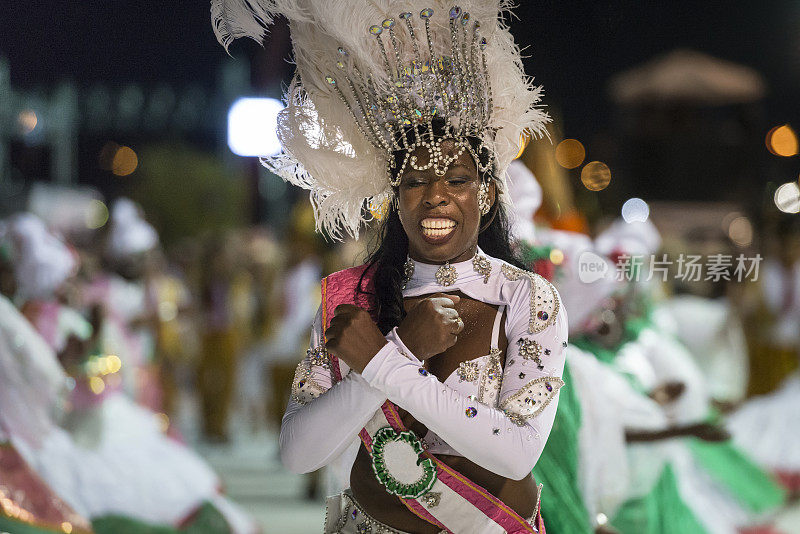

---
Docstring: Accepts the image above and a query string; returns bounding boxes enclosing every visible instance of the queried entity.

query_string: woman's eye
[447,176,469,185]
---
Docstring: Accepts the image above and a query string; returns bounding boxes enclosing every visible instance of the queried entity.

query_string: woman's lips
[419,217,457,243]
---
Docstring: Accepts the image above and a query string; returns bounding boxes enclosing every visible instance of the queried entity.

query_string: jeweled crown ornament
[212,0,550,240]
[327,7,494,184]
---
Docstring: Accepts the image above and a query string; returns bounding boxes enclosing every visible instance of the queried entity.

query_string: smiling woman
[212,1,563,532]
[399,139,489,261]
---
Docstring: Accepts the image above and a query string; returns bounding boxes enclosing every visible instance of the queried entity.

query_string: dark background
[3,1,799,219]
[5,1,798,133]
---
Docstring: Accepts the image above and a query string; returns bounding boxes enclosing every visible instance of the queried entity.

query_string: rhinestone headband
[325,6,494,185]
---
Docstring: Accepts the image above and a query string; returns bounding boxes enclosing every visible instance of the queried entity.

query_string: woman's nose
[422,180,448,208]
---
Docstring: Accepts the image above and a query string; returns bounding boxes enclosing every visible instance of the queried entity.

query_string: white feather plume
[213,0,550,239]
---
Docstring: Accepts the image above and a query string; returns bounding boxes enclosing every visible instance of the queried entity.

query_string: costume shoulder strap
[322,264,378,327]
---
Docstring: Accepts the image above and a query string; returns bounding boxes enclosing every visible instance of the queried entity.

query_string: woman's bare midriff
[348,293,539,533]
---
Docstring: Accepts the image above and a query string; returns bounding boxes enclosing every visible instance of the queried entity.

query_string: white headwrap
[536,228,620,334]
[505,160,542,243]
[595,218,662,258]
[2,213,77,300]
[212,0,550,239]
[106,198,159,260]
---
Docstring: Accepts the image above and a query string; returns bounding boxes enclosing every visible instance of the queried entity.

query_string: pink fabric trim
[359,428,372,449]
[322,264,537,533]
[383,402,536,533]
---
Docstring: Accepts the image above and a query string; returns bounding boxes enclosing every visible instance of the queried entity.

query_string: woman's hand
[324,304,388,374]
[396,293,463,360]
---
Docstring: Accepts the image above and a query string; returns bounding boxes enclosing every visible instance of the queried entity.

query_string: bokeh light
[580,161,612,191]
[89,376,106,395]
[766,125,798,157]
[227,97,284,157]
[156,412,170,433]
[549,248,564,265]
[17,110,38,134]
[112,146,138,176]
[106,355,122,374]
[85,199,109,229]
[621,197,650,223]
[774,182,800,213]
[514,132,530,160]
[728,216,753,247]
[555,139,586,169]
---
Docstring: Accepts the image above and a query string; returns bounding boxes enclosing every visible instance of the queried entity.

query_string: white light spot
[621,197,649,223]
[774,182,800,214]
[227,97,284,157]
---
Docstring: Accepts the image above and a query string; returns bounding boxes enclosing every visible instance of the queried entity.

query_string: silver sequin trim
[500,264,560,334]
[500,376,564,426]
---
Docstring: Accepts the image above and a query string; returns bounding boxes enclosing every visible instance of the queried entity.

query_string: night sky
[4,1,799,146]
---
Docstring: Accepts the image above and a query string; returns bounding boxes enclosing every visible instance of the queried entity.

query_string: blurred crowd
[1,155,800,533]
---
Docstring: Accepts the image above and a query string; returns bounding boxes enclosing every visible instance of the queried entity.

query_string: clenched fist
[396,293,463,360]
[324,304,388,373]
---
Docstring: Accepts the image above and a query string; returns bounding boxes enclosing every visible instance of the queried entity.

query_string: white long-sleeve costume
[280,251,568,484]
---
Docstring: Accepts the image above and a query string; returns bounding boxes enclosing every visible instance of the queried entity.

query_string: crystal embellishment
[501,376,565,426]
[517,337,544,369]
[478,348,504,405]
[307,346,330,368]
[501,264,560,334]
[421,491,442,508]
[472,254,492,283]
[457,361,480,382]
[402,258,415,289]
[435,262,457,286]
[465,406,477,418]
[420,8,434,18]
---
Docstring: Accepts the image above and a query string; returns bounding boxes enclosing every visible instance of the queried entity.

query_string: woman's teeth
[420,218,456,237]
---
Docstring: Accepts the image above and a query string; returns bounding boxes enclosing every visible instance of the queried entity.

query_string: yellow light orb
[580,161,612,191]
[17,110,38,134]
[89,376,106,395]
[111,146,138,176]
[514,132,530,160]
[62,522,73,534]
[368,197,390,221]
[549,248,565,265]
[106,355,122,374]
[155,412,170,433]
[766,125,798,157]
[555,139,586,169]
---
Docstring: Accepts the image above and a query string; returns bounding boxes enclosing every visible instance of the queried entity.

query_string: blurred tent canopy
[609,49,766,106]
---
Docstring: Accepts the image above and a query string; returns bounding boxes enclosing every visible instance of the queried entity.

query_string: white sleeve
[279,306,387,474]
[361,274,568,480]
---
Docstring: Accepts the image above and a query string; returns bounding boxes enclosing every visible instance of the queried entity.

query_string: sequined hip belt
[324,489,543,534]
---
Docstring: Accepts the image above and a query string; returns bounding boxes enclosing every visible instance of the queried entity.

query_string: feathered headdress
[212,0,550,239]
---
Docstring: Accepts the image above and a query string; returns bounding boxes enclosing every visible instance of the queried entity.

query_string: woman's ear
[488,179,497,208]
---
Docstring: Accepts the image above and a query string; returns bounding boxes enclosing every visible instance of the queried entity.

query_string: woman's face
[397,139,495,264]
